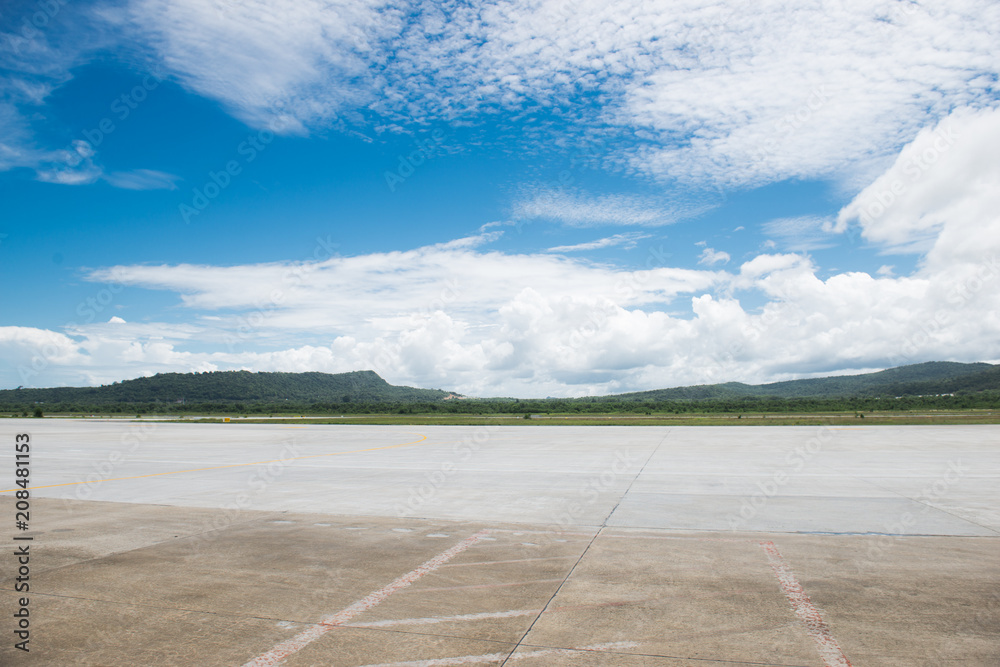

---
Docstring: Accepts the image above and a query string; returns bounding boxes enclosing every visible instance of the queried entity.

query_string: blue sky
[1,0,998,397]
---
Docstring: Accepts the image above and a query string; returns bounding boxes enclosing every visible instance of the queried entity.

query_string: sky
[1,0,998,398]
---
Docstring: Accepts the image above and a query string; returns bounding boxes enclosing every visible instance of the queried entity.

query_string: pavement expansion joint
[3,424,998,665]
[496,526,603,666]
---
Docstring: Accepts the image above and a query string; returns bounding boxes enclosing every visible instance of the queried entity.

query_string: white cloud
[12,156,997,397]
[0,4,117,177]
[0,17,179,188]
[126,0,401,131]
[24,139,103,185]
[86,240,722,332]
[6,1,999,194]
[2,5,999,395]
[33,153,181,190]
[698,247,730,266]
[0,327,82,363]
[511,188,696,227]
[0,101,41,172]
[836,106,1000,266]
[548,232,650,252]
[36,165,102,185]
[6,244,996,396]
[103,169,179,190]
[4,227,997,395]
[762,216,838,251]
[376,1,1000,187]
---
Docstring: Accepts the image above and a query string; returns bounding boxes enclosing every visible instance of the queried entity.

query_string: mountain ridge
[0,369,453,406]
[1,362,997,411]
[611,361,998,401]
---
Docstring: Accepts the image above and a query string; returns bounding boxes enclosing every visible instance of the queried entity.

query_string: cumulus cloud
[9,170,998,397]
[86,239,723,331]
[837,106,1000,266]
[5,244,995,396]
[2,5,999,395]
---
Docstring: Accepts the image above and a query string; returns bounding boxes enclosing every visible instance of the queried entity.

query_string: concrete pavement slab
[0,421,997,665]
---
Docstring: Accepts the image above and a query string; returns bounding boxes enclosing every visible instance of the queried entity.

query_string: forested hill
[613,361,998,401]
[2,362,997,414]
[0,370,453,406]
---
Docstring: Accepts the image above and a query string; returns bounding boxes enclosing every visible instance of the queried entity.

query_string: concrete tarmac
[0,420,997,665]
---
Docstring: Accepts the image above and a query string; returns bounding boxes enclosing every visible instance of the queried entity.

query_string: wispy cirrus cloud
[1,5,177,188]
[762,216,838,252]
[28,142,179,190]
[125,0,401,132]
[548,232,651,253]
[33,140,102,185]
[2,1,1000,398]
[511,188,696,227]
[103,168,179,190]
[6,1,1000,194]
[350,1,1000,187]
[698,247,730,266]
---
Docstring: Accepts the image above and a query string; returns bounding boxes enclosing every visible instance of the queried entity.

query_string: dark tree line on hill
[0,370,448,406]
[1,362,997,416]
[4,393,998,418]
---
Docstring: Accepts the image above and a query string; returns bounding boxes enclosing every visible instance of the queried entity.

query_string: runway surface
[1,420,997,665]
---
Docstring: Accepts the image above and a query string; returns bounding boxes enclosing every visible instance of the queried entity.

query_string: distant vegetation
[0,370,451,414]
[613,361,999,400]
[0,362,997,417]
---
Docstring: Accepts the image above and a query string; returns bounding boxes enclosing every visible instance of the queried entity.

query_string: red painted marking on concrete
[241,530,490,667]
[759,541,852,667]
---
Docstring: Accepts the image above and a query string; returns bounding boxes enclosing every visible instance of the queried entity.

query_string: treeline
[2,362,998,417]
[0,369,450,406]
[5,392,997,417]
[615,361,998,400]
